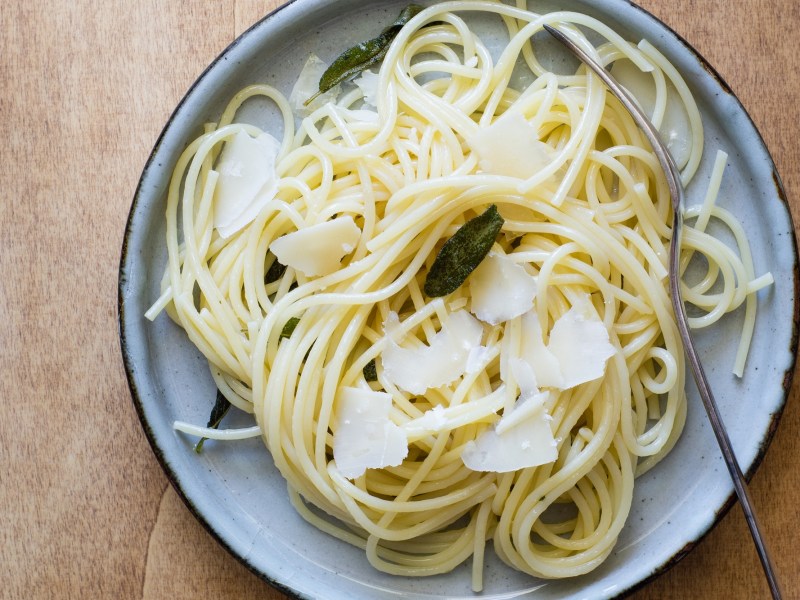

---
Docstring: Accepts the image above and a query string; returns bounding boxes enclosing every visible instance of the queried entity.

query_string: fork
[543,23,782,599]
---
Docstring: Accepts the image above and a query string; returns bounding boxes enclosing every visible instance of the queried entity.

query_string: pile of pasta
[147,0,771,590]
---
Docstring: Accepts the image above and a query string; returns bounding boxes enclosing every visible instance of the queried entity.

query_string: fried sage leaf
[363,359,378,382]
[265,253,287,284]
[306,4,424,105]
[280,317,301,339]
[194,390,232,453]
[424,205,505,297]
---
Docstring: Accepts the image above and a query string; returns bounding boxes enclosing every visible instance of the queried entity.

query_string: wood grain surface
[1,1,797,598]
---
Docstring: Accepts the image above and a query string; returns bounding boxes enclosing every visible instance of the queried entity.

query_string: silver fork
[543,23,782,599]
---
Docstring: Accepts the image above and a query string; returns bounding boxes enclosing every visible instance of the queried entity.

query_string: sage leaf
[306,4,424,105]
[280,317,301,339]
[363,359,378,382]
[194,390,232,453]
[424,205,505,297]
[265,253,287,284]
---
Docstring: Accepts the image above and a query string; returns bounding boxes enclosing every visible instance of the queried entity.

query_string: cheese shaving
[269,217,361,277]
[213,130,280,238]
[381,310,483,395]
[469,252,537,325]
[333,387,408,479]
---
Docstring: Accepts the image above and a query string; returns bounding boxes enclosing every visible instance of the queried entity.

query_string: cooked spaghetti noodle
[148,1,771,589]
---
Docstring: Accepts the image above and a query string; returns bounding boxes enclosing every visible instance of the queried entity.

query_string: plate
[118,1,798,597]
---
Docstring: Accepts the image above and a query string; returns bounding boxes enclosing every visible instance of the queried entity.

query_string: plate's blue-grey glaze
[119,1,797,598]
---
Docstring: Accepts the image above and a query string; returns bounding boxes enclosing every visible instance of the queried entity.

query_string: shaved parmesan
[469,252,537,325]
[519,310,565,389]
[289,54,340,116]
[547,296,616,389]
[461,392,557,472]
[213,130,280,239]
[516,297,616,391]
[610,59,691,168]
[471,112,553,179]
[333,387,408,479]
[466,345,491,374]
[381,310,483,395]
[269,217,361,277]
[354,69,380,108]
[509,357,538,397]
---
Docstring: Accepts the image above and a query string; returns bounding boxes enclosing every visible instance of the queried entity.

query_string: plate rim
[117,0,799,597]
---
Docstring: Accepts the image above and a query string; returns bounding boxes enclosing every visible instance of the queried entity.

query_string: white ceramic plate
[119,1,798,597]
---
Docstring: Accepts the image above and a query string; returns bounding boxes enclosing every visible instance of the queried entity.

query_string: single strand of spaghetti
[678,151,728,284]
[619,321,661,363]
[192,166,217,250]
[636,387,688,476]
[639,347,679,395]
[216,84,296,157]
[627,372,650,436]
[145,286,173,321]
[173,421,262,440]
[696,150,729,234]
[471,498,494,592]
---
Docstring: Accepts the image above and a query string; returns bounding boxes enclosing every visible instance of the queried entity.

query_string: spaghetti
[148,1,771,589]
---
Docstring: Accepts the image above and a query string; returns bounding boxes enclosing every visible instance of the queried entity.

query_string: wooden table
[2,1,797,598]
